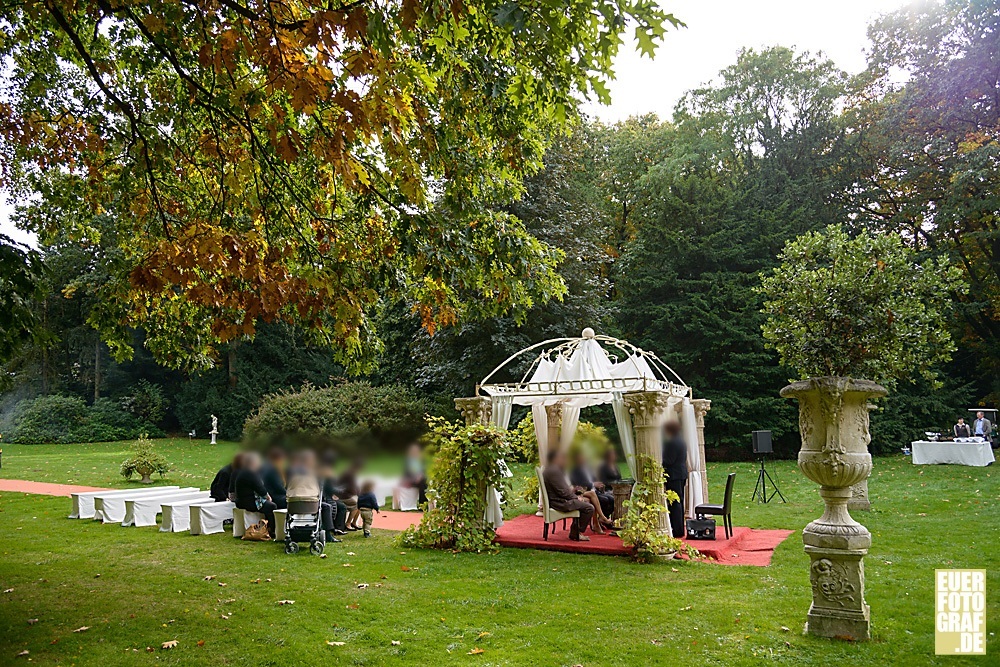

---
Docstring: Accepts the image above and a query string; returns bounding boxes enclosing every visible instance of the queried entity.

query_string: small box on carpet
[686,518,716,540]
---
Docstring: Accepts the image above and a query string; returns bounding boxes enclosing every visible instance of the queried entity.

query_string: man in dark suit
[261,446,288,510]
[662,421,687,538]
[542,449,594,541]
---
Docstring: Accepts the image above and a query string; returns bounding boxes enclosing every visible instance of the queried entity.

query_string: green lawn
[0,440,997,665]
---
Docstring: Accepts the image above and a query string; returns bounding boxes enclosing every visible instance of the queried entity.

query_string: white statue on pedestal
[210,414,218,445]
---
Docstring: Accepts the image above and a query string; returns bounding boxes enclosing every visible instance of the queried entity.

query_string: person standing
[954,418,971,438]
[661,421,687,538]
[973,411,993,443]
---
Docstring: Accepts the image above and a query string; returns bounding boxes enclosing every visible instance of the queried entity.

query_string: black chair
[694,472,736,540]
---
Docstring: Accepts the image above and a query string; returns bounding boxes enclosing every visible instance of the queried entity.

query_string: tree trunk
[93,338,101,401]
[227,345,238,389]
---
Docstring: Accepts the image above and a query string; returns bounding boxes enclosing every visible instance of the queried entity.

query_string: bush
[120,435,170,482]
[619,454,698,562]
[119,380,168,426]
[3,394,162,444]
[400,417,512,552]
[243,381,430,450]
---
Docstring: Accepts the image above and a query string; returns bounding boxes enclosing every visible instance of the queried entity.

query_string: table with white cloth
[911,440,996,467]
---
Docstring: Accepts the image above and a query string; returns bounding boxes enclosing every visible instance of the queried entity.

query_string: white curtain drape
[681,397,704,518]
[485,396,514,529]
[531,404,549,465]
[611,392,637,478]
[560,405,581,451]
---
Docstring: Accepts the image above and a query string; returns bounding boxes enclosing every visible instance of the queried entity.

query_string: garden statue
[759,226,963,641]
[210,414,218,444]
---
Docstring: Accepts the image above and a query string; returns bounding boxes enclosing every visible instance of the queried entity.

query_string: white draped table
[911,441,996,467]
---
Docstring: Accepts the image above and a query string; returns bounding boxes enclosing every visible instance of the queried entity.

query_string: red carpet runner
[495,514,794,566]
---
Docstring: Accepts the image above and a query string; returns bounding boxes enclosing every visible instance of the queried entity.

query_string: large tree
[851,0,1000,399]
[614,47,858,450]
[0,0,678,369]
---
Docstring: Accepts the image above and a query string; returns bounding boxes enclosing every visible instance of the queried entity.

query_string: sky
[0,0,911,246]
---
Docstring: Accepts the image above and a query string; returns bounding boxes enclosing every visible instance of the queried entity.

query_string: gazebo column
[624,391,672,536]
[455,397,492,426]
[692,398,711,503]
[544,403,563,453]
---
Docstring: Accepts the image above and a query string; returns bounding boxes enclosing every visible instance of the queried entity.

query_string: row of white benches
[68,479,415,538]
[68,485,286,538]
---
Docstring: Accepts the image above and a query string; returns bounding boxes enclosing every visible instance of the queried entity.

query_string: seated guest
[233,452,276,539]
[542,449,594,542]
[340,461,361,530]
[319,451,347,537]
[285,449,336,542]
[210,459,235,502]
[261,446,288,510]
[402,443,428,504]
[226,452,246,502]
[954,418,971,438]
[598,448,623,486]
[570,449,615,524]
[356,480,381,537]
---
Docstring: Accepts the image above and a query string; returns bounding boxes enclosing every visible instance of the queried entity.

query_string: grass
[0,439,997,665]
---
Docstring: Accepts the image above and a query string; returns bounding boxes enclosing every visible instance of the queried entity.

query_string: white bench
[161,498,221,533]
[190,501,235,535]
[71,486,181,519]
[124,491,210,527]
[96,488,197,524]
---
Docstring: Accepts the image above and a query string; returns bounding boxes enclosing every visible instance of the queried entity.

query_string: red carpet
[0,479,106,497]
[494,514,794,566]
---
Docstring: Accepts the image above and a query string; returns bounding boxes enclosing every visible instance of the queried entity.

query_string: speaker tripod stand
[752,458,786,504]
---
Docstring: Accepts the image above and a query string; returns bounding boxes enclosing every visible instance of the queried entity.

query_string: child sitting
[355,480,381,537]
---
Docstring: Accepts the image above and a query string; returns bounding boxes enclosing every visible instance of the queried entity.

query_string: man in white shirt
[972,411,993,443]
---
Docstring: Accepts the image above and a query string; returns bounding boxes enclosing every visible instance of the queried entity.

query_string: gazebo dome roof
[479,330,689,408]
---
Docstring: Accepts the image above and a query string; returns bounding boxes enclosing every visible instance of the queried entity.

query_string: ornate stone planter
[780,377,887,641]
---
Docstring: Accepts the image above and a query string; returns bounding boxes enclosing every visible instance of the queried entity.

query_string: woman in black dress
[233,452,276,539]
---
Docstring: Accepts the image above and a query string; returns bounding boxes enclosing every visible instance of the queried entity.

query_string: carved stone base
[848,479,870,511]
[804,545,870,641]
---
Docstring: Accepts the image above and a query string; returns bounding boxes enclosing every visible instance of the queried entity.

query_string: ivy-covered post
[624,391,672,536]
[455,397,492,427]
[692,398,711,503]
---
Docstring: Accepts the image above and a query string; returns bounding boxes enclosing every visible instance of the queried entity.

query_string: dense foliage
[0,0,677,371]
[1,394,162,444]
[759,226,965,387]
[243,381,429,451]
[400,417,512,552]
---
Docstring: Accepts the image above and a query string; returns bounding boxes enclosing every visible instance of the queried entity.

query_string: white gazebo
[455,328,711,536]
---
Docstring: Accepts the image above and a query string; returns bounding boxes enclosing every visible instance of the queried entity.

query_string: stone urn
[780,377,887,641]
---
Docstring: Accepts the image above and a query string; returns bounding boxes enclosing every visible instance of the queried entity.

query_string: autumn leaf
[203,575,215,581]
[476,631,490,639]
[27,619,38,625]
[197,640,206,647]
[468,647,485,655]
[73,626,90,633]
[16,650,29,658]
[277,600,295,606]
[400,565,411,572]
[162,640,178,649]
[357,583,369,589]
[326,641,346,646]
[391,640,401,646]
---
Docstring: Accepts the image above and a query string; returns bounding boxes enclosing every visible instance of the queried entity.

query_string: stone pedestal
[623,391,671,536]
[455,396,492,426]
[781,377,886,642]
[848,479,870,512]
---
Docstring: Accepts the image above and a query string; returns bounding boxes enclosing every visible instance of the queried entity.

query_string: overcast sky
[0,0,911,246]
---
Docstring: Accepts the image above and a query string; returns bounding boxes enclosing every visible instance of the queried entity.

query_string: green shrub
[3,394,162,444]
[243,381,430,449]
[620,454,699,562]
[119,380,168,426]
[120,435,170,482]
[400,417,512,552]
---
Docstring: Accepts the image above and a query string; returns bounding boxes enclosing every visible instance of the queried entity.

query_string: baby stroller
[283,473,325,556]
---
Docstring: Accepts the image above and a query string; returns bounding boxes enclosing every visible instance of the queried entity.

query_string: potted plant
[120,435,171,484]
[758,225,963,641]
